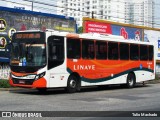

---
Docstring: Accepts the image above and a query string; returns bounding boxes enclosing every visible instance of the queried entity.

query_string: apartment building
[57,0,129,26]
[57,0,154,27]
[0,0,155,27]
[133,0,154,27]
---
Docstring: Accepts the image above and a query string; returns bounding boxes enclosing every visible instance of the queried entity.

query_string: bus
[9,29,155,93]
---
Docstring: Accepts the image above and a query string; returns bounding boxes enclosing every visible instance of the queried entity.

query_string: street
[0,83,160,119]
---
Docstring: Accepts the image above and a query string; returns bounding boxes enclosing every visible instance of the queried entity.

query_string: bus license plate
[19,80,25,84]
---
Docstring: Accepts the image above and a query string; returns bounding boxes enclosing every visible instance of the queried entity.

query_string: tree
[78,26,83,33]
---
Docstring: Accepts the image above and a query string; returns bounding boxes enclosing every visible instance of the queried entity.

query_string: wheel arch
[128,71,136,83]
[67,72,81,92]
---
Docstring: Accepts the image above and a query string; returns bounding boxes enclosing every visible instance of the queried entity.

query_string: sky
[0,0,57,13]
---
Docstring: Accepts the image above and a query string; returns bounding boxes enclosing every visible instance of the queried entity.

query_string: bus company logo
[73,65,95,70]
[2,112,11,117]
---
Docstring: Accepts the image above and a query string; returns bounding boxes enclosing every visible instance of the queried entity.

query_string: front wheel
[66,75,79,93]
[126,73,136,88]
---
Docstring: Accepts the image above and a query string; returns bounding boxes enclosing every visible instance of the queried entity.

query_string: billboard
[144,30,160,61]
[0,6,76,62]
[83,17,160,64]
[84,20,143,41]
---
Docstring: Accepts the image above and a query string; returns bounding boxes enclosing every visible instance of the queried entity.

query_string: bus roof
[16,30,154,46]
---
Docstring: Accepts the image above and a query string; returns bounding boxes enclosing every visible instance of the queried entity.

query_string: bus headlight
[35,72,46,80]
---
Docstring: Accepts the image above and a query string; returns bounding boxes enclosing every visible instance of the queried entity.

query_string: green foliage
[0,80,11,88]
[78,26,83,33]
[155,74,160,80]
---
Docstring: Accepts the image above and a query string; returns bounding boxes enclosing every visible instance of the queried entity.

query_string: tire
[66,75,79,93]
[126,73,136,88]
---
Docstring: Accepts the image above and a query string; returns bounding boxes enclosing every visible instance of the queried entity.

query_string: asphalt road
[0,84,160,119]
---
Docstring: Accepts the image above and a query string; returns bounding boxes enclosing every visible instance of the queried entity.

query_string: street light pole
[31,1,33,11]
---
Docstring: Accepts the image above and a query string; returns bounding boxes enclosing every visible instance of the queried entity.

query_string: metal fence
[0,64,10,80]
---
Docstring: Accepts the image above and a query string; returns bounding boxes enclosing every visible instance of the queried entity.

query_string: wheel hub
[70,79,76,88]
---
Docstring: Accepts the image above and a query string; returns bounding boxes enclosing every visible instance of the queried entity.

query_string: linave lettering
[74,65,95,70]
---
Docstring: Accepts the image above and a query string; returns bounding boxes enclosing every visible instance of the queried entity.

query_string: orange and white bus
[9,29,155,93]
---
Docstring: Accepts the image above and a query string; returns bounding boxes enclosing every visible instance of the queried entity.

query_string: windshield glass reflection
[10,43,46,67]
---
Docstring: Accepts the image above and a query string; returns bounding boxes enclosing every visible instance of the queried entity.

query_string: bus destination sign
[15,33,41,39]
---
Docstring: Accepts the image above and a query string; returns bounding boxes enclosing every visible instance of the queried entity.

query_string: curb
[146,80,160,84]
[0,80,160,91]
[0,87,22,91]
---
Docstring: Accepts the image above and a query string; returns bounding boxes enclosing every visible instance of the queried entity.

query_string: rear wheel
[66,75,79,93]
[126,73,136,88]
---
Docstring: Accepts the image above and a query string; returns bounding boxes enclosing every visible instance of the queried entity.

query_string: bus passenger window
[149,45,153,61]
[82,40,95,59]
[96,41,107,60]
[120,43,129,60]
[67,38,81,59]
[130,44,139,60]
[140,45,148,61]
[108,42,118,60]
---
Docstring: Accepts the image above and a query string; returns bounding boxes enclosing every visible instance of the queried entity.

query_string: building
[132,0,154,27]
[0,0,156,28]
[57,0,129,26]
[153,0,160,28]
[56,0,154,27]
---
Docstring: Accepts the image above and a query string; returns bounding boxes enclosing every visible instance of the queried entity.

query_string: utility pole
[92,11,94,19]
[31,1,33,11]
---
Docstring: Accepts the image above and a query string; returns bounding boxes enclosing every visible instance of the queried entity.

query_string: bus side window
[120,43,129,60]
[48,36,64,70]
[140,45,148,61]
[82,40,95,59]
[96,41,107,60]
[130,44,139,60]
[67,38,81,59]
[108,42,118,60]
[149,45,153,61]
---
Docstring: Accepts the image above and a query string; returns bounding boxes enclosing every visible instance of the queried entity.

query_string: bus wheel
[126,73,136,88]
[67,75,78,93]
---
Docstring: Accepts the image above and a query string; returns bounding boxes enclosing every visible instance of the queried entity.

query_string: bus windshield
[10,43,46,67]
